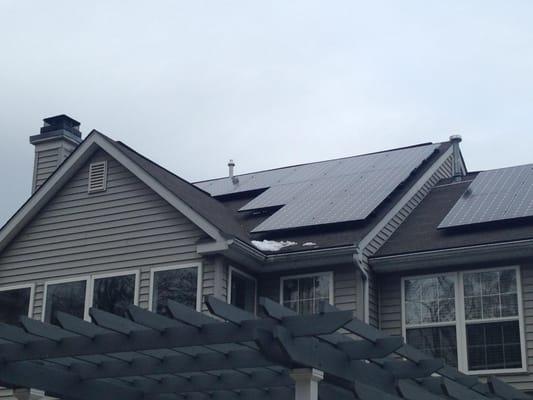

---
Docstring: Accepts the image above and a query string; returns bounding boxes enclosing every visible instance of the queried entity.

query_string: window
[0,285,33,325]
[92,272,138,317]
[281,272,333,315]
[402,267,525,374]
[463,270,522,371]
[403,275,458,366]
[228,267,257,313]
[44,278,89,325]
[43,270,139,323]
[150,264,201,315]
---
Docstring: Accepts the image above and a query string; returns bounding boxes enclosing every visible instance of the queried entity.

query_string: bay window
[281,272,333,315]
[402,267,524,374]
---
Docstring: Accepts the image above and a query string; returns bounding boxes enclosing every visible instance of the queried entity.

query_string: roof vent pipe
[449,135,464,180]
[228,159,239,184]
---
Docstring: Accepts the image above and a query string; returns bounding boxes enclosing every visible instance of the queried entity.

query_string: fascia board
[370,239,533,273]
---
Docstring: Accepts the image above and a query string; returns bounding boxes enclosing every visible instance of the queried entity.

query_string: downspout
[353,246,369,323]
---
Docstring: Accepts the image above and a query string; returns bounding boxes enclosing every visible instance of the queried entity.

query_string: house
[0,114,531,398]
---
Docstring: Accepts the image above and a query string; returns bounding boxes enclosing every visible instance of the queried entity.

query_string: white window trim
[227,266,257,314]
[88,269,141,313]
[148,263,203,312]
[42,270,140,323]
[401,266,526,375]
[0,283,35,320]
[279,271,334,311]
[42,276,91,322]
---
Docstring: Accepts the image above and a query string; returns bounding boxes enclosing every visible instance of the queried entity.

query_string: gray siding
[364,155,454,326]
[0,149,209,319]
[378,263,533,392]
[32,140,78,192]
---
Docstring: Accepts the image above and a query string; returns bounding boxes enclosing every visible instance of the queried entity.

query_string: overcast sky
[1,1,533,226]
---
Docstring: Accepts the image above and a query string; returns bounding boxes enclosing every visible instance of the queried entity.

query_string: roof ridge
[195,141,439,184]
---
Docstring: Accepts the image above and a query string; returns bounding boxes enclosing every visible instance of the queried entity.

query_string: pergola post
[289,368,324,400]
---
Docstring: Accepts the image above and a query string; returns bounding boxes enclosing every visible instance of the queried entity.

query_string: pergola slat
[127,305,184,331]
[56,312,112,338]
[167,300,217,327]
[206,296,257,325]
[20,316,79,341]
[382,358,444,379]
[336,336,403,359]
[488,376,531,400]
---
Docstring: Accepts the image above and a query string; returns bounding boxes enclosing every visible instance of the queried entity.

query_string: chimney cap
[30,114,82,145]
[228,159,235,167]
[449,134,462,143]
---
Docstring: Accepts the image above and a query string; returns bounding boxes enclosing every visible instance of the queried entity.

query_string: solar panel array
[196,144,439,231]
[439,164,533,229]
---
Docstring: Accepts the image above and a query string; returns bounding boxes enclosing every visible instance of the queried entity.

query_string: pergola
[0,296,529,400]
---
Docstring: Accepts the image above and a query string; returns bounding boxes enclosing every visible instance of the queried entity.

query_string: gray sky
[1,1,533,226]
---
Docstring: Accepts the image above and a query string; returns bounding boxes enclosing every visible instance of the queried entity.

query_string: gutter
[370,238,533,273]
[198,239,357,273]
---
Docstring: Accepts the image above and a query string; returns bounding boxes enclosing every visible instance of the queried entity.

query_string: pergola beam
[126,369,293,395]
[74,349,276,380]
[0,360,139,400]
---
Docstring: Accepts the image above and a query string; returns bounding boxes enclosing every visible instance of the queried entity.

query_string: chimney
[29,115,83,193]
[449,134,464,180]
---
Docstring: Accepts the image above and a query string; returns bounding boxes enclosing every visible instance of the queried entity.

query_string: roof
[197,142,453,254]
[374,172,533,258]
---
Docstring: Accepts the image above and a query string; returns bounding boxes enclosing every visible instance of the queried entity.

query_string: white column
[289,368,324,400]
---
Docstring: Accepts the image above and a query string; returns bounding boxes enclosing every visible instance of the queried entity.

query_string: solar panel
[438,164,533,229]
[196,144,439,231]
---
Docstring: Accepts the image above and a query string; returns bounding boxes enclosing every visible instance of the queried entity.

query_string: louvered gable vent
[88,161,108,193]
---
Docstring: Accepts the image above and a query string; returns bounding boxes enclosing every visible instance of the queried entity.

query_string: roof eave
[369,238,533,274]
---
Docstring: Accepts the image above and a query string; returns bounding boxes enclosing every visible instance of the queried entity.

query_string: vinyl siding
[0,149,208,320]
[378,262,533,392]
[364,154,454,326]
[32,140,78,192]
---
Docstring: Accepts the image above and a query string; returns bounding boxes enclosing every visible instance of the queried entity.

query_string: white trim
[148,263,203,312]
[89,269,140,310]
[42,276,91,322]
[401,265,526,375]
[227,266,257,314]
[0,283,35,320]
[280,271,334,313]
[358,146,453,252]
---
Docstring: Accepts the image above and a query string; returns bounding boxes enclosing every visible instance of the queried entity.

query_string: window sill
[464,367,528,376]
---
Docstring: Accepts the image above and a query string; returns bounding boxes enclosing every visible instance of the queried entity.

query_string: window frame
[401,266,526,375]
[0,283,35,321]
[148,263,203,313]
[42,276,91,322]
[89,269,140,314]
[279,271,334,313]
[227,266,257,314]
